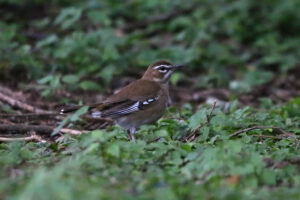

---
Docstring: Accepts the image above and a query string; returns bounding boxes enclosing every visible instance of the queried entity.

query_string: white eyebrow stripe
[154,65,171,69]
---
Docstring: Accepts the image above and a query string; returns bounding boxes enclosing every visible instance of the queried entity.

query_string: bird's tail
[60,105,83,114]
[60,103,103,114]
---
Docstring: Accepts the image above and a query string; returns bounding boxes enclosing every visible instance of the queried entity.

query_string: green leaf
[86,10,111,26]
[51,116,70,136]
[262,169,276,185]
[170,72,184,85]
[242,135,251,143]
[84,143,100,154]
[37,75,53,84]
[106,143,120,157]
[98,65,116,84]
[199,126,210,141]
[180,144,192,152]
[54,7,82,30]
[79,81,101,91]
[210,114,228,126]
[36,35,58,48]
[62,74,80,84]
[70,106,89,121]
[188,108,208,130]
[52,106,88,136]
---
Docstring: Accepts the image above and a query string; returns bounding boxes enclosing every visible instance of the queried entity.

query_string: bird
[60,60,183,141]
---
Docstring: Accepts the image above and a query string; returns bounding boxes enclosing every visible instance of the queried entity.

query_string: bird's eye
[158,67,168,73]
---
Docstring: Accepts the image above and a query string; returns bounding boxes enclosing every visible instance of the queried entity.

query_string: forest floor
[0,70,299,199]
[1,0,300,199]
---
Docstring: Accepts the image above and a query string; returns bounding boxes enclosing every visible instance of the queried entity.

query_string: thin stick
[0,124,89,136]
[0,124,53,135]
[0,113,62,123]
[0,85,23,98]
[251,134,286,139]
[229,126,295,138]
[0,133,47,143]
[0,92,49,114]
[60,128,88,135]
[0,118,15,125]
[55,129,89,142]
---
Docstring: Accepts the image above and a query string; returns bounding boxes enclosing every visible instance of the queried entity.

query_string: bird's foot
[127,128,136,142]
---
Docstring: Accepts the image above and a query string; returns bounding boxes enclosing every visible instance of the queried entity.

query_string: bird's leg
[127,127,136,142]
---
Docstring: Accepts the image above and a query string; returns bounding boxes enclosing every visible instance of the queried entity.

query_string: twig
[229,126,297,141]
[251,134,297,140]
[0,113,113,125]
[55,129,89,142]
[0,118,15,125]
[0,124,53,135]
[0,85,22,98]
[0,132,47,143]
[181,101,216,142]
[0,124,89,136]
[0,92,50,114]
[264,157,300,169]
[229,126,295,138]
[60,128,88,135]
[252,134,280,139]
[0,113,62,122]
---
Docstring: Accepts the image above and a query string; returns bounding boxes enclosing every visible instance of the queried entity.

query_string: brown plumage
[61,60,183,140]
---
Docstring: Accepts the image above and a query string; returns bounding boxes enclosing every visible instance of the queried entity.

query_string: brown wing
[61,80,161,119]
[105,79,161,102]
[91,80,161,118]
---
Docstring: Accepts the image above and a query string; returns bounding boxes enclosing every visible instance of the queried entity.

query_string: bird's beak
[171,64,184,69]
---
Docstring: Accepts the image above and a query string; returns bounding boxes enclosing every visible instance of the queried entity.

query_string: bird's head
[142,60,183,83]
